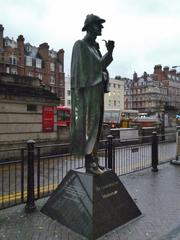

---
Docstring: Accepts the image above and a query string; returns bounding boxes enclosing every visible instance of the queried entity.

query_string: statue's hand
[106,40,115,53]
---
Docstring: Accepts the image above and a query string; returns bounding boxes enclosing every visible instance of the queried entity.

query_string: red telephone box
[42,106,54,132]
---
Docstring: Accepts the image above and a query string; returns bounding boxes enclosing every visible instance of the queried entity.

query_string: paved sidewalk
[0,163,180,240]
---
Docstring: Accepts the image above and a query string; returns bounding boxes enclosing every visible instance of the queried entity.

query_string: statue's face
[90,22,103,36]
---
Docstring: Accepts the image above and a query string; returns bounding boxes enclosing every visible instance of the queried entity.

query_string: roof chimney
[17,35,25,51]
[154,64,162,74]
[38,42,49,60]
[0,24,4,49]
[169,69,176,76]
[154,64,163,81]
[163,66,169,74]
[17,35,25,66]
[133,71,138,81]
[57,49,64,62]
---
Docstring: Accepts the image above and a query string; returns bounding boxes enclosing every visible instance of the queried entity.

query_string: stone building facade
[104,77,124,110]
[124,65,180,114]
[64,76,125,110]
[0,73,59,150]
[64,76,71,107]
[0,24,65,104]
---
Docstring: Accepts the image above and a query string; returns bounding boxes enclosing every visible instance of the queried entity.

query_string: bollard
[170,126,180,165]
[151,131,158,172]
[25,140,36,213]
[107,135,115,171]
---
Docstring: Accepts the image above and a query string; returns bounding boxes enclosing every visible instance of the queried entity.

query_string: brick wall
[0,25,65,104]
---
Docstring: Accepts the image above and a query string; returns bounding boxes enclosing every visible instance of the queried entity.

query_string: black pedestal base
[41,168,141,240]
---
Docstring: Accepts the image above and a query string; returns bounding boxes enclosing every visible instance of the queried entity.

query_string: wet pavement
[0,162,180,240]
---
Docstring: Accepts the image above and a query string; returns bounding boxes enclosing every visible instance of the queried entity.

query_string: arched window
[9,55,17,65]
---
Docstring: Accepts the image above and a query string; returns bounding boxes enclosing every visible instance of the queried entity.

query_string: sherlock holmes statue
[71,14,114,174]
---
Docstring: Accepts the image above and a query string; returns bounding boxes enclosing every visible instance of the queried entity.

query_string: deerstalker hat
[82,14,105,31]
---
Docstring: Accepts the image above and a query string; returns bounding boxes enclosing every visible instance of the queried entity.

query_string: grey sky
[1,0,180,78]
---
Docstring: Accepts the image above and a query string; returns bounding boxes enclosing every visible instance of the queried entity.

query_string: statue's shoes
[98,164,105,170]
[92,156,105,170]
[86,162,104,175]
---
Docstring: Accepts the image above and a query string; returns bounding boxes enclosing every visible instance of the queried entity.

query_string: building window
[37,73,42,80]
[50,63,55,71]
[27,104,37,111]
[26,56,33,66]
[26,44,32,52]
[5,41,9,47]
[51,88,55,93]
[9,55,17,65]
[28,71,33,77]
[11,68,17,74]
[36,59,42,68]
[67,100,71,105]
[50,76,55,84]
[6,67,10,73]
[67,90,71,96]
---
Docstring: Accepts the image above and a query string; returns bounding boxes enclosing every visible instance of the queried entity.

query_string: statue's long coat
[70,39,112,155]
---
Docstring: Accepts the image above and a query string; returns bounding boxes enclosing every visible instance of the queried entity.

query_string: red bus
[57,106,71,127]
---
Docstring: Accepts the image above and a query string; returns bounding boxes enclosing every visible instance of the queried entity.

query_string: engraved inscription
[96,181,119,199]
[96,181,119,191]
[63,185,87,202]
[102,190,118,199]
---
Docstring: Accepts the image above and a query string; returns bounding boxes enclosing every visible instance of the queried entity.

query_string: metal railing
[0,132,176,210]
[0,147,26,209]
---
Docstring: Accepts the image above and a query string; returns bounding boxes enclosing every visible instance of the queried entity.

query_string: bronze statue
[70,14,114,174]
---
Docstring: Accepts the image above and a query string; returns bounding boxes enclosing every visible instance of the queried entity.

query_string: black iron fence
[0,132,176,210]
[0,147,26,209]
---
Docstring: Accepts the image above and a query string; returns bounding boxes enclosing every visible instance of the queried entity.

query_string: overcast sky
[1,0,180,78]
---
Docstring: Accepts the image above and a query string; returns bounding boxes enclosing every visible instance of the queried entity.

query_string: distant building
[0,24,65,104]
[64,76,125,110]
[64,76,71,107]
[124,65,180,114]
[104,77,124,110]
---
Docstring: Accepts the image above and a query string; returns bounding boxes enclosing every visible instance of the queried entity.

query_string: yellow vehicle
[103,109,139,128]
